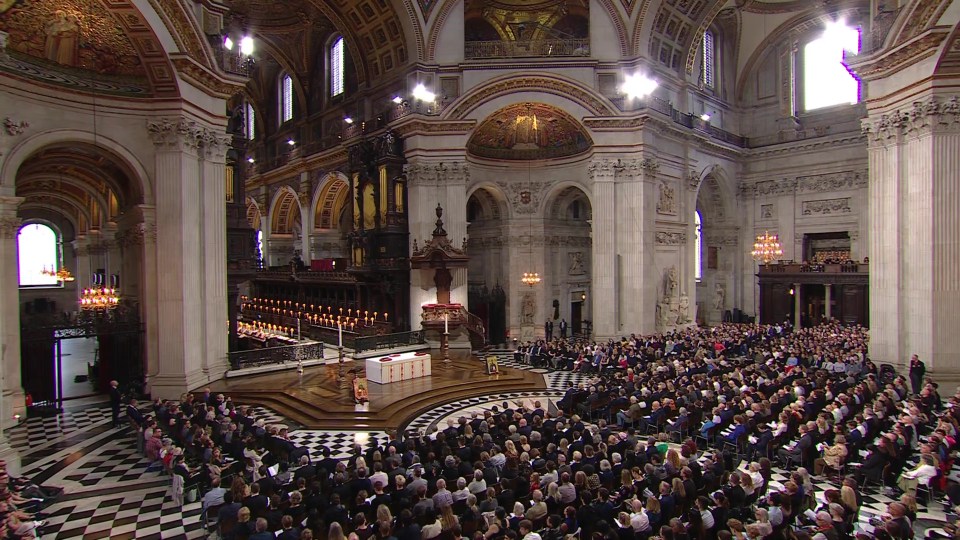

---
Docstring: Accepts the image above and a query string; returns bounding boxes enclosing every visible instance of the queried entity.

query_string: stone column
[72,235,90,289]
[794,282,802,330]
[616,158,657,334]
[589,158,617,339]
[0,196,21,470]
[200,131,231,381]
[824,284,832,321]
[146,117,212,398]
[862,95,960,376]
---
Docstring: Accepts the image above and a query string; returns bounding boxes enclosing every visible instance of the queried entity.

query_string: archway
[13,142,147,406]
[311,173,351,263]
[268,187,303,267]
[543,184,593,338]
[466,186,510,344]
[695,171,736,325]
[246,197,264,267]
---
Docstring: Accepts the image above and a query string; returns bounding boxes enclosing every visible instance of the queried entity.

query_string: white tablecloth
[366,351,432,384]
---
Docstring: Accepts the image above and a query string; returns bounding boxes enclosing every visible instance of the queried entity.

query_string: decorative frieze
[116,223,157,247]
[742,170,868,198]
[0,216,21,239]
[469,235,592,248]
[655,231,687,245]
[760,204,774,219]
[147,117,230,157]
[404,161,469,186]
[3,117,28,136]
[862,96,960,143]
[496,180,547,215]
[801,198,852,216]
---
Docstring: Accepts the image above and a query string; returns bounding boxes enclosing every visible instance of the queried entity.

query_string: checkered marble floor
[288,429,390,460]
[8,404,116,452]
[403,391,567,434]
[486,350,589,391]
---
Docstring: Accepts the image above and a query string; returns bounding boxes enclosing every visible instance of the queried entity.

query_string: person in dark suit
[277,515,301,540]
[243,482,269,518]
[909,354,925,395]
[777,424,814,466]
[545,320,553,341]
[109,380,122,428]
[248,517,274,540]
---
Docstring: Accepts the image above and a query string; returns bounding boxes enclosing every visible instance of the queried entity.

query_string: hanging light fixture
[80,287,120,310]
[56,267,75,282]
[521,162,541,287]
[751,231,783,264]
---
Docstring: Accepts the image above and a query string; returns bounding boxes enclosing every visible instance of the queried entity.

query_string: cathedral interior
[0,0,959,538]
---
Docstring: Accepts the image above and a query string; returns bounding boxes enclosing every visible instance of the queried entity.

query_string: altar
[366,351,432,384]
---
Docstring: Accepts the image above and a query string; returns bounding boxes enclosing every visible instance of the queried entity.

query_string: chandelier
[80,287,120,310]
[521,272,541,287]
[751,231,784,264]
[41,266,75,282]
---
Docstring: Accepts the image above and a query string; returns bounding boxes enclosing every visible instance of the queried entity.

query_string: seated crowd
[129,320,960,540]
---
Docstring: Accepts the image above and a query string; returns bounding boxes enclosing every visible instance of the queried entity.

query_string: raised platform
[208,350,546,431]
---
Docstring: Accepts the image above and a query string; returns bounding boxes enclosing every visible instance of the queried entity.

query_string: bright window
[280,74,293,123]
[803,23,861,111]
[256,230,264,268]
[702,31,715,89]
[245,102,255,140]
[695,211,703,282]
[18,223,60,287]
[330,37,345,97]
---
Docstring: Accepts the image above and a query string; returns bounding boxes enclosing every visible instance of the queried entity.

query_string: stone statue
[521,293,536,324]
[657,181,676,215]
[713,283,725,311]
[665,266,678,298]
[677,294,691,324]
[568,251,585,275]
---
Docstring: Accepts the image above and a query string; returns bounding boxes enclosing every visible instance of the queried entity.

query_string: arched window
[803,23,860,111]
[245,102,256,140]
[18,223,60,287]
[330,36,345,97]
[702,30,715,89]
[280,74,294,123]
[256,230,264,268]
[695,211,703,282]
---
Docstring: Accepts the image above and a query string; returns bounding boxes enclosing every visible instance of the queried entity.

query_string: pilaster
[146,117,225,398]
[588,158,617,339]
[862,95,960,374]
[0,196,25,439]
[201,132,231,382]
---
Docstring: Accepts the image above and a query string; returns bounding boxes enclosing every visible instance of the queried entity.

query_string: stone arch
[542,182,595,220]
[312,172,351,230]
[246,197,262,230]
[269,185,302,235]
[734,3,867,103]
[466,102,593,161]
[693,165,735,221]
[466,183,509,222]
[2,129,152,205]
[443,72,618,120]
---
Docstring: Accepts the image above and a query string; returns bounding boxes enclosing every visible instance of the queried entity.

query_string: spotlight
[247,157,255,163]
[287,139,296,146]
[412,83,436,102]
[239,36,255,56]
[223,36,234,51]
[344,116,354,124]
[700,113,711,121]
[621,72,658,100]
[392,96,403,104]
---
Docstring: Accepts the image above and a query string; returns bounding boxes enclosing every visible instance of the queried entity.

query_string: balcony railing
[465,39,590,59]
[354,330,426,353]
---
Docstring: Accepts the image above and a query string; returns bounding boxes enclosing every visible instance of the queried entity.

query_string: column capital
[0,215,20,239]
[862,95,960,144]
[147,117,229,158]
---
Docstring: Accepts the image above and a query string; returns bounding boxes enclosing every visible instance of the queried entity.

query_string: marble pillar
[616,159,657,335]
[824,284,832,320]
[146,117,227,398]
[201,133,231,382]
[0,196,24,472]
[862,95,960,377]
[794,282,802,330]
[589,158,617,338]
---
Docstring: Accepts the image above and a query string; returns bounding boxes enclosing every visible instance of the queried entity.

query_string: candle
[385,312,388,321]
[338,322,343,347]
[444,313,449,334]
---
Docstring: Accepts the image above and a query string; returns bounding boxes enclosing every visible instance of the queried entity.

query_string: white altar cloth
[366,351,432,384]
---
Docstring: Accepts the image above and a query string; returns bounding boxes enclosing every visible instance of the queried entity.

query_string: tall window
[330,37,345,97]
[245,102,256,140]
[803,23,861,111]
[256,230,264,268]
[702,30,715,89]
[694,211,703,282]
[280,74,293,123]
[18,223,60,287]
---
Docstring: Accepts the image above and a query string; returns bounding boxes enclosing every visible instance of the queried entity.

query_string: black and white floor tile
[403,390,567,434]
[288,429,390,460]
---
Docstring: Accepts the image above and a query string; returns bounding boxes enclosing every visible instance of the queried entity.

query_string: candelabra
[337,345,346,383]
[442,329,451,366]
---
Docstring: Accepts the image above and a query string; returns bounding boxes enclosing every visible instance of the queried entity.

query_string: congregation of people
[124,320,960,540]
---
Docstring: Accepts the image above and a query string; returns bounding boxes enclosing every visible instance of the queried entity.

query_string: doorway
[571,301,583,336]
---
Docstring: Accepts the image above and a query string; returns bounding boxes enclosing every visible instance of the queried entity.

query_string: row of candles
[239,321,296,338]
[240,296,387,323]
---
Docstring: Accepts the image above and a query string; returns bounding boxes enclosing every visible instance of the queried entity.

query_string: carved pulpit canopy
[410,204,469,270]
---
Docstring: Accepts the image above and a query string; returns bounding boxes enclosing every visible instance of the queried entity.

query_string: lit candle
[385,312,388,321]
[444,313,449,334]
[338,322,343,347]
